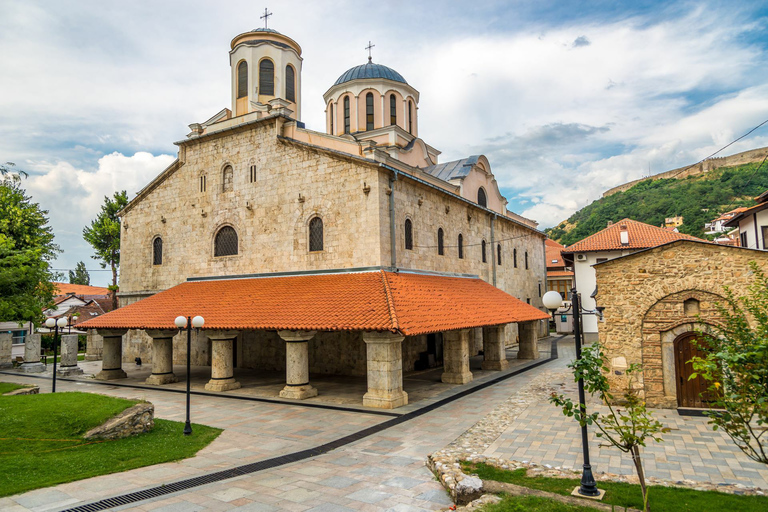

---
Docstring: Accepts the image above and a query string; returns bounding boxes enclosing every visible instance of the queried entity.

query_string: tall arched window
[408,101,413,134]
[497,244,502,266]
[222,165,233,192]
[437,228,444,256]
[458,234,464,259]
[259,59,274,96]
[237,61,248,99]
[285,65,296,102]
[309,217,324,251]
[513,248,518,268]
[343,96,351,134]
[525,251,529,269]
[390,94,397,126]
[152,237,163,266]
[329,102,334,134]
[214,226,238,257]
[404,219,413,250]
[478,187,487,208]
[481,240,487,263]
[366,92,374,131]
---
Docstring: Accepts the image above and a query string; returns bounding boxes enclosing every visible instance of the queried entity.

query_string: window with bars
[249,164,257,183]
[259,59,274,95]
[437,228,444,256]
[237,61,248,99]
[152,237,163,265]
[214,226,238,257]
[390,94,397,126]
[285,65,296,102]
[525,251,529,269]
[199,175,207,192]
[222,165,233,192]
[513,248,517,268]
[497,244,502,266]
[366,93,374,131]
[478,187,487,208]
[309,217,323,252]
[343,96,350,134]
[404,219,413,250]
[458,234,463,259]
[482,240,487,262]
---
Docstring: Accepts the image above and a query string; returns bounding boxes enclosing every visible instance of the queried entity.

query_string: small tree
[690,261,768,465]
[550,343,669,512]
[83,191,128,309]
[68,261,91,285]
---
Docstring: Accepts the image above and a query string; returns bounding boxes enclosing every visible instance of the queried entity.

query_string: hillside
[546,161,768,246]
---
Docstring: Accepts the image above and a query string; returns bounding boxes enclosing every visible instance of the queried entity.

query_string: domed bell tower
[229,26,303,120]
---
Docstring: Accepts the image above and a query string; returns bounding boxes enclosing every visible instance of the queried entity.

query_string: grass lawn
[463,462,768,512]
[483,495,606,511]
[0,382,26,395]
[0,391,221,497]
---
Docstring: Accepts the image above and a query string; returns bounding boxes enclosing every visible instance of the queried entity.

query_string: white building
[724,191,768,249]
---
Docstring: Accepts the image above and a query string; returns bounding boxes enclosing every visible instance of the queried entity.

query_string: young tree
[83,191,128,310]
[550,343,669,512]
[690,261,768,465]
[0,171,58,322]
[68,261,91,285]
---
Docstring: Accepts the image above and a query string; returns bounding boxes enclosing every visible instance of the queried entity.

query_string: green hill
[546,161,768,246]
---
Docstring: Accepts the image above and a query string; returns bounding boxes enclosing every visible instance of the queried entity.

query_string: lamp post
[175,315,204,436]
[44,316,69,393]
[542,289,601,497]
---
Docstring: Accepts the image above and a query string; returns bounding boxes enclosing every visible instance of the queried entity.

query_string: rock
[84,402,154,440]
[3,385,39,396]
[455,474,483,505]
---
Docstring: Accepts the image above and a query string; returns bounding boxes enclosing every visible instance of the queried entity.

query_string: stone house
[594,239,768,409]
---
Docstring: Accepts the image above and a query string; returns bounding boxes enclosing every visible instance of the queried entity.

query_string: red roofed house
[79,27,550,409]
[723,190,768,249]
[545,239,574,299]
[561,219,701,340]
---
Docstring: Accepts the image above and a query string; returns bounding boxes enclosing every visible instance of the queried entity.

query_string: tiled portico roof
[79,270,548,336]
[561,218,700,253]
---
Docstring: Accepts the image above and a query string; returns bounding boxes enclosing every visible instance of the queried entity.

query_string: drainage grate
[58,336,563,512]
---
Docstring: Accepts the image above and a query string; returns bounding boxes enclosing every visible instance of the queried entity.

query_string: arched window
[152,237,163,266]
[404,219,413,250]
[237,61,248,99]
[437,228,444,256]
[390,94,397,126]
[343,96,350,134]
[259,59,274,96]
[458,234,464,259]
[408,101,413,134]
[249,164,256,183]
[285,65,296,102]
[525,251,529,269]
[366,92,374,131]
[214,226,238,257]
[481,240,487,263]
[309,217,324,252]
[222,165,233,192]
[329,102,334,134]
[477,187,487,208]
[513,248,518,268]
[497,244,502,266]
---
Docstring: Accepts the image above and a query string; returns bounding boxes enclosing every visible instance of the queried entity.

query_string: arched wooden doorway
[673,332,714,408]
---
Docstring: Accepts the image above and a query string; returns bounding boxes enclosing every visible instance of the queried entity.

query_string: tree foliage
[0,173,59,323]
[547,162,768,245]
[68,261,90,286]
[83,191,127,309]
[550,343,669,512]
[690,261,768,465]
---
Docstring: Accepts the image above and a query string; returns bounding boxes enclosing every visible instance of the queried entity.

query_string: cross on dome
[365,41,375,62]
[260,8,272,28]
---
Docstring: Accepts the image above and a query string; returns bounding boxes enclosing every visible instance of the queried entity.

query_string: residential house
[723,191,768,249]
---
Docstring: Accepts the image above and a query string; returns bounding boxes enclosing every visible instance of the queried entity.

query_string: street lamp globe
[542,290,564,312]
[191,316,204,328]
[45,317,56,328]
[56,317,68,328]
[174,316,187,328]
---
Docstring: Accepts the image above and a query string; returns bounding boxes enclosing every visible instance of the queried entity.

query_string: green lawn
[463,462,768,512]
[483,495,605,512]
[0,382,26,395]
[0,391,221,497]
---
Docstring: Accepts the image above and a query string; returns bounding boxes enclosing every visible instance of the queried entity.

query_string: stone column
[145,330,178,385]
[85,329,103,361]
[481,324,509,371]
[205,331,241,392]
[95,329,128,380]
[0,332,11,369]
[21,334,45,373]
[278,330,317,399]
[57,334,83,376]
[442,329,473,384]
[363,331,408,409]
[517,321,539,359]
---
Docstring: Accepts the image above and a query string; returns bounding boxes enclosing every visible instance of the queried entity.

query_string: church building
[82,26,549,409]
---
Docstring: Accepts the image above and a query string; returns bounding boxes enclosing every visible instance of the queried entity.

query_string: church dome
[333,62,408,86]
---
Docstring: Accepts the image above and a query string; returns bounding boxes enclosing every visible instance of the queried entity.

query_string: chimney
[607,221,613,227]
[619,224,629,245]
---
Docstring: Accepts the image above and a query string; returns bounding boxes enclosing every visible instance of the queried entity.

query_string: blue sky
[2,0,768,286]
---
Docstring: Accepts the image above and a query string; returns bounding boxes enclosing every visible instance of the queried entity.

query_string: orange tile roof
[561,219,701,253]
[545,239,566,268]
[79,270,549,336]
[54,283,111,297]
[547,270,574,278]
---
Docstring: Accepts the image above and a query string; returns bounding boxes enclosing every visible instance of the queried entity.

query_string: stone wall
[595,240,768,407]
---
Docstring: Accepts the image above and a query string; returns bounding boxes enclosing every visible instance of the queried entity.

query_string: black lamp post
[175,315,204,436]
[44,316,68,393]
[542,288,603,497]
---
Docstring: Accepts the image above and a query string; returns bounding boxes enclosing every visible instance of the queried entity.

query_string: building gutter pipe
[389,169,398,268]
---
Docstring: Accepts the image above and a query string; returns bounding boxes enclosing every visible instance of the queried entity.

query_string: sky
[2,0,768,286]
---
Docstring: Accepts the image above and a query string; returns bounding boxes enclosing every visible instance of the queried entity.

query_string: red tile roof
[545,239,566,269]
[561,219,701,253]
[724,202,768,228]
[54,283,111,297]
[547,270,574,278]
[79,270,549,336]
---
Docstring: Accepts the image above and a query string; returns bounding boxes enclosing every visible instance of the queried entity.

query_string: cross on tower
[260,8,272,28]
[365,41,375,62]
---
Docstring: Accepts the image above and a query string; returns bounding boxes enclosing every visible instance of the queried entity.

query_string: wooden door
[674,333,714,408]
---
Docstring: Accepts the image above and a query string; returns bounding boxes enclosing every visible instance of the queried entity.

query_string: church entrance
[674,332,715,408]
